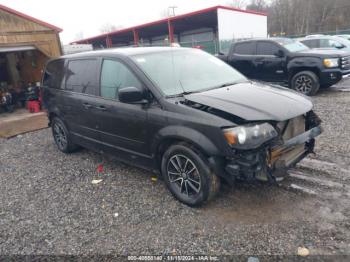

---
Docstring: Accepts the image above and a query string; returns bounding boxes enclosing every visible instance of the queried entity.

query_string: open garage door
[0,45,49,88]
[0,45,35,53]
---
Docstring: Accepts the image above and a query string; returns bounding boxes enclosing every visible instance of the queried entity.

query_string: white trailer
[217,7,267,53]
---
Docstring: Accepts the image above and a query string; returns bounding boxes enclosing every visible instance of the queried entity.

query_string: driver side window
[100,59,142,100]
[320,39,343,49]
[256,42,280,56]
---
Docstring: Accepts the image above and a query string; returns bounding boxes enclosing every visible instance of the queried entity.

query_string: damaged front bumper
[220,119,323,183]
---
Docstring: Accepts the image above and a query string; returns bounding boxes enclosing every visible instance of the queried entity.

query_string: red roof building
[72,5,267,54]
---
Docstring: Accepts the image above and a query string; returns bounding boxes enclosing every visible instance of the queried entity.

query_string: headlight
[323,58,339,68]
[223,123,278,149]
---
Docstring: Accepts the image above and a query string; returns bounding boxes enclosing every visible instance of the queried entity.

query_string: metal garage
[71,5,267,54]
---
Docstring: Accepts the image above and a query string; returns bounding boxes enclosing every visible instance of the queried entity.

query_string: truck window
[100,59,142,100]
[302,39,319,48]
[256,42,280,56]
[234,42,255,55]
[320,39,343,49]
[65,59,98,95]
[43,59,65,89]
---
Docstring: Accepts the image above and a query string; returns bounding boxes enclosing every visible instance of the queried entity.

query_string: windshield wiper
[166,81,247,98]
[182,90,200,95]
[166,91,199,98]
[207,81,246,91]
[218,81,246,88]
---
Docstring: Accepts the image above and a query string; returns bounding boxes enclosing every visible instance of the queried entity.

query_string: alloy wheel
[53,122,67,150]
[167,154,201,197]
[295,75,313,94]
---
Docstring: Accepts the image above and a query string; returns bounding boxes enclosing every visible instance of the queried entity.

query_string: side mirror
[118,86,148,104]
[275,50,285,57]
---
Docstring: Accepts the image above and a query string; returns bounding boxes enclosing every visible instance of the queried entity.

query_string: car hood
[295,49,349,57]
[184,82,313,122]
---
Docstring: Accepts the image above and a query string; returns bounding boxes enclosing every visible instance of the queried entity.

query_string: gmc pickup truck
[217,38,350,96]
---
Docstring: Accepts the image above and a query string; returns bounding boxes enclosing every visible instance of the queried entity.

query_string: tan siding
[0,9,49,33]
[0,32,61,57]
[0,9,61,58]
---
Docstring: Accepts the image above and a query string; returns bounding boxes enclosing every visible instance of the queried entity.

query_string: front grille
[341,56,350,70]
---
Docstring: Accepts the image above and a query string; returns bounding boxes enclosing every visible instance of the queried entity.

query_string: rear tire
[51,117,79,153]
[291,71,320,96]
[161,143,220,206]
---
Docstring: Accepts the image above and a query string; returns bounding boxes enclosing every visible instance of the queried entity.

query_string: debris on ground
[248,257,260,262]
[91,179,103,185]
[97,164,104,175]
[297,247,310,257]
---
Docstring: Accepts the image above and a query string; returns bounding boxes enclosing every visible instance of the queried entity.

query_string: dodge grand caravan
[42,47,322,206]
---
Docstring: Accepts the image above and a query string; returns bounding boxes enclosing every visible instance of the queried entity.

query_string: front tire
[291,71,320,96]
[161,144,220,206]
[51,117,79,153]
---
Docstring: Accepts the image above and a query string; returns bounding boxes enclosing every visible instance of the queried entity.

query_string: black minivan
[42,47,322,206]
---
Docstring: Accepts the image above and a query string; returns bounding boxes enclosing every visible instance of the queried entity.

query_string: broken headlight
[223,123,278,149]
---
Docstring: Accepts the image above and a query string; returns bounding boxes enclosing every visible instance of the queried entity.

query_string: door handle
[83,103,92,109]
[95,105,107,111]
[255,59,264,65]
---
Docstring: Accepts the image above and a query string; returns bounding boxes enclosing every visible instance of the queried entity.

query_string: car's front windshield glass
[276,39,309,52]
[338,35,350,41]
[132,49,247,96]
[333,37,350,46]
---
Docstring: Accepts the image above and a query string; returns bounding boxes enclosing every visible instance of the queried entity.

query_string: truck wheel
[161,143,220,206]
[51,117,79,153]
[291,71,320,96]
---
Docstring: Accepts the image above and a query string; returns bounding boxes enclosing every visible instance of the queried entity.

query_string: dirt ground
[0,81,350,259]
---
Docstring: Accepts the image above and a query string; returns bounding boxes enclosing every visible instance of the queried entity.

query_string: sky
[1,0,235,44]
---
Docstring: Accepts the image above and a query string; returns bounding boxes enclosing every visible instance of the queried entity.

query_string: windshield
[332,36,350,46]
[132,49,247,96]
[337,35,350,41]
[275,38,309,52]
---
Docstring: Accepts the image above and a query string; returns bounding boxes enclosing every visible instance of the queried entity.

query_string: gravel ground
[1,85,350,258]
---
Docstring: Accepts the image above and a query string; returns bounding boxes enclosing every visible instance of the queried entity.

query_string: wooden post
[133,29,139,46]
[167,19,174,44]
[106,35,112,48]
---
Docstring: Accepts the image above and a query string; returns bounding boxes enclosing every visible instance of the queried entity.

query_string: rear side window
[320,39,343,48]
[234,42,255,55]
[43,59,65,89]
[319,39,331,48]
[257,42,280,56]
[100,59,142,100]
[65,59,98,95]
[302,39,319,48]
